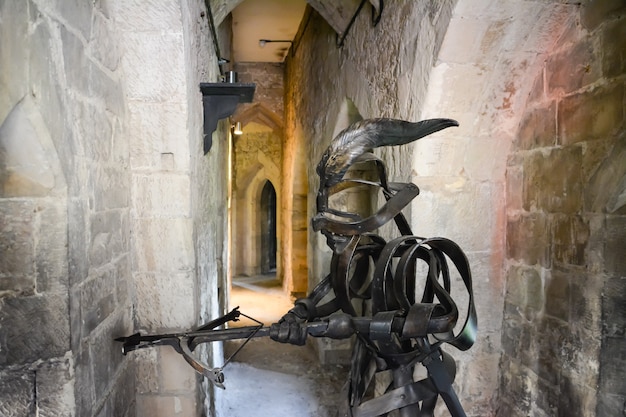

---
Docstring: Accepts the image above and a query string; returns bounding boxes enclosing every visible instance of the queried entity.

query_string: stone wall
[0,0,133,416]
[0,1,224,416]
[500,3,626,416]
[113,0,224,416]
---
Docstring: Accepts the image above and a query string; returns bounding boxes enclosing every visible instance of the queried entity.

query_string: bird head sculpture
[313,118,458,251]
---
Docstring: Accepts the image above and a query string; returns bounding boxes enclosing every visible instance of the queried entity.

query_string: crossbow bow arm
[114,307,341,388]
[113,307,428,388]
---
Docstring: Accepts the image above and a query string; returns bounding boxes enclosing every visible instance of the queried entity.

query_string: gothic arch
[232,154,281,277]
[234,102,283,134]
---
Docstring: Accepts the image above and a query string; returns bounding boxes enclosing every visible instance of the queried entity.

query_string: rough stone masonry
[1,1,625,417]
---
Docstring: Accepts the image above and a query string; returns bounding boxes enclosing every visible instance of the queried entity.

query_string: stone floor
[215,274,349,417]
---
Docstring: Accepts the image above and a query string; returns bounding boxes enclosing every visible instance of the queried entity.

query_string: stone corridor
[217,274,347,417]
[1,1,625,416]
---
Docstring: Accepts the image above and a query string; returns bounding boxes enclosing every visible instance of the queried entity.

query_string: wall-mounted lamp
[233,122,243,135]
[199,83,255,153]
[259,39,293,48]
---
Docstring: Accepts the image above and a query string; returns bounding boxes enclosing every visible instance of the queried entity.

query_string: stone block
[93,166,129,211]
[132,173,191,217]
[106,0,183,32]
[0,200,36,297]
[596,392,626,417]
[51,0,93,40]
[132,218,195,273]
[505,265,543,319]
[501,303,533,365]
[88,62,126,118]
[128,102,190,172]
[135,349,160,394]
[36,201,69,294]
[160,347,197,392]
[71,101,113,162]
[558,374,597,417]
[68,198,88,286]
[80,270,116,337]
[102,363,136,417]
[535,376,559,417]
[527,71,545,105]
[581,138,615,187]
[455,349,499,407]
[583,136,626,214]
[544,268,571,321]
[0,294,69,365]
[516,102,556,150]
[136,394,197,417]
[603,275,626,338]
[504,360,535,416]
[581,0,626,30]
[506,165,523,212]
[121,32,186,102]
[523,146,583,214]
[111,118,129,168]
[89,9,121,72]
[558,84,624,146]
[506,212,551,267]
[89,210,128,268]
[560,325,600,389]
[534,315,569,385]
[69,285,82,351]
[36,356,76,417]
[495,400,519,417]
[0,371,35,417]
[0,1,30,102]
[115,255,131,305]
[604,216,626,275]
[60,26,90,97]
[483,51,542,133]
[546,38,601,96]
[601,16,626,78]
[134,272,196,331]
[90,312,128,397]
[552,215,589,267]
[570,272,602,331]
[73,346,95,417]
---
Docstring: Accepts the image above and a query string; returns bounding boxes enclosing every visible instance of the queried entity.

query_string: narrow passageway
[215,274,348,417]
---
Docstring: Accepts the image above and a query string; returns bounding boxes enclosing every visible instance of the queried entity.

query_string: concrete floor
[215,274,348,417]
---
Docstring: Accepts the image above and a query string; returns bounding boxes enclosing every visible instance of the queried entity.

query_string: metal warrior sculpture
[116,118,477,417]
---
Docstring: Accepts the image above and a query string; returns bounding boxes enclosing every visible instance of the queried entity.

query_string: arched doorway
[260,180,277,273]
